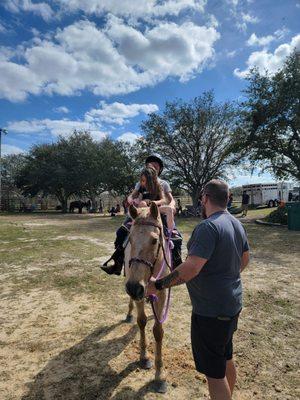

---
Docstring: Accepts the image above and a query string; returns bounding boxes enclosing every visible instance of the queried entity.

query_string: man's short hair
[203,179,229,208]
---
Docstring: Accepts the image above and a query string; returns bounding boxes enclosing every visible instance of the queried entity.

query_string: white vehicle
[242,182,294,207]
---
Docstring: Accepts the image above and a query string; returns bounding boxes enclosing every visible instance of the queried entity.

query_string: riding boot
[101,224,129,275]
[171,232,183,268]
[101,246,124,275]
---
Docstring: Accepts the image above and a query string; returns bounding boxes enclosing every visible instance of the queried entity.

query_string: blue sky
[0,0,299,186]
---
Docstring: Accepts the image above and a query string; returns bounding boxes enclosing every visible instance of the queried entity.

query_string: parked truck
[242,182,295,207]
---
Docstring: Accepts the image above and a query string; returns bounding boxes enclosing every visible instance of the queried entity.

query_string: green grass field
[0,210,299,400]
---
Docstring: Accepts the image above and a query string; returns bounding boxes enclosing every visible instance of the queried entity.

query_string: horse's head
[125,202,163,301]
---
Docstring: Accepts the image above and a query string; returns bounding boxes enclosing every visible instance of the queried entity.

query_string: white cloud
[226,50,237,58]
[274,27,290,40]
[88,130,109,142]
[2,144,24,156]
[247,33,274,47]
[236,13,259,32]
[57,0,206,19]
[241,12,259,24]
[54,106,69,114]
[0,18,219,102]
[6,118,99,137]
[234,34,300,78]
[117,132,141,144]
[0,61,43,101]
[4,0,54,21]
[85,101,158,125]
[106,16,220,82]
[247,28,290,47]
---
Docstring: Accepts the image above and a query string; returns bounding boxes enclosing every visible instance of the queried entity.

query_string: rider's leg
[101,219,132,275]
[159,209,183,268]
[159,206,174,231]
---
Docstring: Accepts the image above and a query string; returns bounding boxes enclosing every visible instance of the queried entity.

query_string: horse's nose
[126,281,145,300]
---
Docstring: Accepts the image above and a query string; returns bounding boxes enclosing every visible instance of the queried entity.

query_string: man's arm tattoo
[155,270,186,290]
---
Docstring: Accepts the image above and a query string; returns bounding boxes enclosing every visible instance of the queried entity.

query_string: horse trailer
[242,182,294,207]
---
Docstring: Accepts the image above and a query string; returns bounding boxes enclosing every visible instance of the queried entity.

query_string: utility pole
[0,128,8,212]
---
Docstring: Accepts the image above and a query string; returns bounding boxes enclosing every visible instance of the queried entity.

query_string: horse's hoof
[140,358,152,369]
[154,380,167,393]
[125,315,133,323]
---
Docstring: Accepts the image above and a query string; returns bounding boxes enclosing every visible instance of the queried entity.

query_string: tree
[1,154,26,209]
[2,154,26,191]
[234,51,300,181]
[140,91,238,207]
[16,141,78,212]
[15,131,138,212]
[97,138,138,196]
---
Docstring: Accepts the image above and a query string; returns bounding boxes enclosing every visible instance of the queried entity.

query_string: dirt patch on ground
[0,213,299,399]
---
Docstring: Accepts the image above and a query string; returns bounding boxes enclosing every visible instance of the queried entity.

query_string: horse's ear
[129,204,138,220]
[150,202,159,219]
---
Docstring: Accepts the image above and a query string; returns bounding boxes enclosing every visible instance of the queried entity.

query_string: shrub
[266,206,288,225]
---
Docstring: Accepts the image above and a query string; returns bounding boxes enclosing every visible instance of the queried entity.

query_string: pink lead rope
[149,228,174,324]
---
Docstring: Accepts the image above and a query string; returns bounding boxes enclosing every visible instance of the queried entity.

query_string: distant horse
[124,202,171,393]
[69,200,91,214]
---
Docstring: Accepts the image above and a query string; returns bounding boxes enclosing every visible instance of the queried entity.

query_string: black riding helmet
[145,155,164,175]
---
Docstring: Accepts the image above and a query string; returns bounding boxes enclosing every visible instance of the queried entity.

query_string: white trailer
[242,182,294,207]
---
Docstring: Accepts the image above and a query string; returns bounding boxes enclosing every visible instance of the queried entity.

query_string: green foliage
[15,131,137,211]
[266,206,288,225]
[140,91,238,206]
[2,153,26,192]
[233,51,300,180]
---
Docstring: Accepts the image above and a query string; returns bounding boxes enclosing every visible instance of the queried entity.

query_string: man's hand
[146,277,158,297]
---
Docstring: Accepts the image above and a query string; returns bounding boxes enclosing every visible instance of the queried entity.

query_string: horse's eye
[152,238,158,245]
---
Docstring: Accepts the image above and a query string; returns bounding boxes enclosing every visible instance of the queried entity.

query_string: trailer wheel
[268,200,274,208]
[274,200,278,207]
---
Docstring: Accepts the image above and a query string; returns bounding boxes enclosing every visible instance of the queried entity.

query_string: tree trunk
[90,195,97,212]
[61,198,68,213]
[191,187,202,214]
[55,190,69,213]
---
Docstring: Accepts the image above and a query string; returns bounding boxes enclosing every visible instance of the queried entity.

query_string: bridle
[128,218,174,324]
[128,220,165,276]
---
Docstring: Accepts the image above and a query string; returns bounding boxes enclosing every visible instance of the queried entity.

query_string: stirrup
[102,256,114,268]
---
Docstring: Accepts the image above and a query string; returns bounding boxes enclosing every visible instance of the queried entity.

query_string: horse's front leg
[125,297,134,323]
[136,300,152,369]
[153,291,167,393]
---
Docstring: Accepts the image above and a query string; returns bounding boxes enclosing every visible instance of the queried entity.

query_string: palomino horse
[124,202,171,393]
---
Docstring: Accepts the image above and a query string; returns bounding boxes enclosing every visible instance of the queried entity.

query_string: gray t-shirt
[186,211,249,318]
[134,178,172,194]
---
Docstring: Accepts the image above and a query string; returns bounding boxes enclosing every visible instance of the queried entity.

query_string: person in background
[241,191,250,217]
[109,206,116,217]
[116,204,121,213]
[177,198,183,216]
[99,199,103,214]
[227,193,233,209]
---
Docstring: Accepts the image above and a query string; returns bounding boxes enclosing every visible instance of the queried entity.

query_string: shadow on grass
[21,321,154,400]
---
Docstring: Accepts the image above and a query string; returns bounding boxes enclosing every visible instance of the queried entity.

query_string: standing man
[147,179,250,400]
[241,190,250,217]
